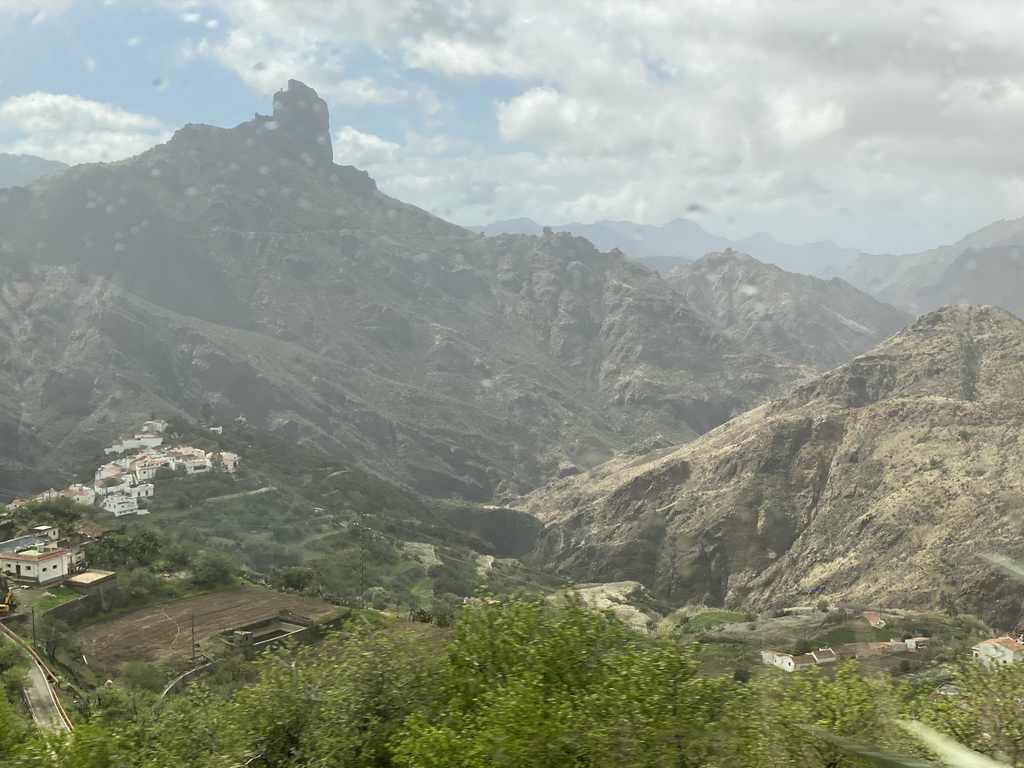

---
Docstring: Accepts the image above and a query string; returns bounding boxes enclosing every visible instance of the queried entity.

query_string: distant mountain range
[0,153,67,189]
[467,217,862,276]
[832,217,1024,318]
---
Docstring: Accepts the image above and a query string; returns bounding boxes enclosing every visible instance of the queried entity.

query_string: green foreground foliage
[3,592,1022,767]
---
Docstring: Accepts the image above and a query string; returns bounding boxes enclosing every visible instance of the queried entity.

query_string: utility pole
[31,608,35,649]
[191,613,196,663]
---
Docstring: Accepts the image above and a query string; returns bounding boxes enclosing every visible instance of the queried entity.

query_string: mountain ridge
[663,251,912,370]
[0,81,809,501]
[468,217,861,276]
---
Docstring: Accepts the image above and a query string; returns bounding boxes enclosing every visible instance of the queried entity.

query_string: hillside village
[5,419,240,518]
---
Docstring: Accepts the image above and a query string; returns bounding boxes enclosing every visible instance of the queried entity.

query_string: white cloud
[0,92,170,165]
[333,126,401,166]
[155,0,1024,251]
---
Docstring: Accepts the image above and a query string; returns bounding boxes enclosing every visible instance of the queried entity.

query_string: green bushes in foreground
[5,594,1021,767]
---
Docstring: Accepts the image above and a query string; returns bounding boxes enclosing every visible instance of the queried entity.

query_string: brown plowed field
[75,586,341,677]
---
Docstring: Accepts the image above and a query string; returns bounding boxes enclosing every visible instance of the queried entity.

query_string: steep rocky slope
[0,81,807,500]
[664,252,911,369]
[522,305,1024,625]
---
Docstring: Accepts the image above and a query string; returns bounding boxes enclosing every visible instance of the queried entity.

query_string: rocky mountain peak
[242,79,333,168]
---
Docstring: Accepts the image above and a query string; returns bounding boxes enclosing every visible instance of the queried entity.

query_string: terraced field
[75,586,342,677]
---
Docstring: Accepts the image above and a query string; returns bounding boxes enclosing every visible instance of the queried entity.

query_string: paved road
[21,658,66,731]
[0,634,68,731]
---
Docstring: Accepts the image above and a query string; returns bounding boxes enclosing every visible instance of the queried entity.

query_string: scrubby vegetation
[2,592,1021,766]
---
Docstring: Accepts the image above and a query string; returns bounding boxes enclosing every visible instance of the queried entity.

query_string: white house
[101,495,139,517]
[0,530,73,584]
[760,650,817,672]
[95,474,131,497]
[906,637,930,650]
[973,637,1024,667]
[62,484,96,507]
[135,431,163,448]
[127,483,154,499]
[208,451,240,472]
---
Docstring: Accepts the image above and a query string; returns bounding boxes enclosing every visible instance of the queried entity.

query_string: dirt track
[75,586,341,677]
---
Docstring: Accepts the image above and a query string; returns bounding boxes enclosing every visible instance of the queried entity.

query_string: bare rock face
[522,305,1024,626]
[261,79,334,167]
[664,251,912,370]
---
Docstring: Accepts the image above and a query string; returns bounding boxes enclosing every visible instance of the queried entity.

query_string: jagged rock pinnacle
[252,80,333,167]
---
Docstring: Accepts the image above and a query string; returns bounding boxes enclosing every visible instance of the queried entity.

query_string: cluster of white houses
[762,637,931,672]
[5,420,240,518]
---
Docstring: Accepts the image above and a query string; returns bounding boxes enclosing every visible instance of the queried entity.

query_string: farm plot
[75,586,341,678]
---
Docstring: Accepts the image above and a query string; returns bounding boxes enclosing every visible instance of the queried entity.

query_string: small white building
[761,650,817,672]
[127,483,154,499]
[208,451,240,472]
[0,529,73,585]
[135,431,163,448]
[143,419,168,433]
[95,474,131,497]
[906,637,930,650]
[973,637,1024,667]
[101,495,139,517]
[62,484,96,507]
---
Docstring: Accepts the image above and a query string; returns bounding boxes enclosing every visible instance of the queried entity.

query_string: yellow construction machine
[0,574,13,614]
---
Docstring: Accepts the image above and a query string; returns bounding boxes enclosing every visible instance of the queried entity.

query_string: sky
[2,1,1024,254]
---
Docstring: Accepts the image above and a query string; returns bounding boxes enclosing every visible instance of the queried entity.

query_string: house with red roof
[973,636,1024,667]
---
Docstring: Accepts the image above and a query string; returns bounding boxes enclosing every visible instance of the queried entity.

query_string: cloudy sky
[2,1,1024,253]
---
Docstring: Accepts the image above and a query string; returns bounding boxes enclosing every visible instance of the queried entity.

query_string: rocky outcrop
[522,305,1024,626]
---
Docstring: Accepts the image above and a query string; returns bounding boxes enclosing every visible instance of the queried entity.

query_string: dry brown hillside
[522,305,1024,627]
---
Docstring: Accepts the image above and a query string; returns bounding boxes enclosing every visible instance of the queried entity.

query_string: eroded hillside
[522,305,1024,625]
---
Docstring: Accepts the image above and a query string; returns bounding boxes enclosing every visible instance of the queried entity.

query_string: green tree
[731,661,923,767]
[189,550,236,587]
[915,658,1024,764]
[121,662,167,694]
[395,592,731,767]
[35,618,79,665]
